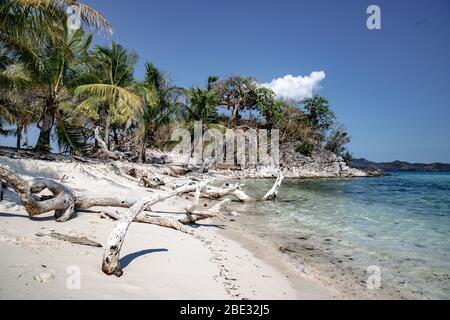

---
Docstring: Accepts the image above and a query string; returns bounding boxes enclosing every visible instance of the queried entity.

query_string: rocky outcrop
[135,146,379,179]
[279,143,369,178]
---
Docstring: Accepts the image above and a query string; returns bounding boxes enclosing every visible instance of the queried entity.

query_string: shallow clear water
[231,172,450,299]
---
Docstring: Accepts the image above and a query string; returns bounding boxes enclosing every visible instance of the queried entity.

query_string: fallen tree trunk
[0,166,135,222]
[101,180,233,277]
[101,182,199,276]
[0,166,77,222]
[1,163,285,278]
[101,208,193,234]
[201,170,285,203]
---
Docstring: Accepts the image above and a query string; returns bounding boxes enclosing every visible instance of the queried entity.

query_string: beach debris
[72,155,92,163]
[0,163,286,278]
[35,232,102,248]
[0,165,135,222]
[279,246,296,253]
[139,172,165,189]
[34,271,55,283]
[200,170,285,203]
[102,172,284,277]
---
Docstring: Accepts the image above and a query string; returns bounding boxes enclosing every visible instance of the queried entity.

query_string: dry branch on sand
[0,163,285,277]
[0,166,134,222]
[35,232,103,247]
[101,173,284,276]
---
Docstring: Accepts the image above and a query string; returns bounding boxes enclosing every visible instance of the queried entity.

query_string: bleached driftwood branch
[101,179,234,276]
[101,171,286,277]
[201,170,285,203]
[0,166,134,222]
[100,208,193,234]
[101,182,200,276]
[1,163,285,278]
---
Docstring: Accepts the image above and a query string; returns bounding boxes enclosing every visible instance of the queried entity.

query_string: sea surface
[228,172,450,299]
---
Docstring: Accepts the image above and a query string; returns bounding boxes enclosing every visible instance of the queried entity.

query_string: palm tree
[183,76,219,123]
[74,42,142,150]
[134,62,181,163]
[0,0,112,152]
[0,65,40,149]
[0,0,112,36]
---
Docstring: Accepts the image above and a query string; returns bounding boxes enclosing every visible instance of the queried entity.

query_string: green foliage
[342,151,353,166]
[301,95,336,131]
[325,125,351,156]
[295,143,314,157]
[54,116,85,154]
[183,76,220,124]
[0,1,354,160]
[214,76,272,124]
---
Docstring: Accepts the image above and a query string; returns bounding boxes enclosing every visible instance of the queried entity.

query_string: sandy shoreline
[0,156,336,300]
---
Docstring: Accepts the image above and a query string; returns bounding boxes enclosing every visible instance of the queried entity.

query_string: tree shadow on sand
[120,248,169,269]
[0,211,55,221]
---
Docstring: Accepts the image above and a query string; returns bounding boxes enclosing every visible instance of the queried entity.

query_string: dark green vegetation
[352,158,450,172]
[0,0,351,163]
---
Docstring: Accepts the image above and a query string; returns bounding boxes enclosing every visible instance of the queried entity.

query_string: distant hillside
[352,158,450,172]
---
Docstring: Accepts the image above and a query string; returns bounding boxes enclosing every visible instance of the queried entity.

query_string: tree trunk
[35,103,56,153]
[93,127,119,160]
[104,113,111,151]
[23,126,29,147]
[16,125,22,150]
[230,107,239,127]
[138,128,148,164]
[113,126,119,147]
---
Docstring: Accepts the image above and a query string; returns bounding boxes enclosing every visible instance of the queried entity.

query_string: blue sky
[4,0,450,162]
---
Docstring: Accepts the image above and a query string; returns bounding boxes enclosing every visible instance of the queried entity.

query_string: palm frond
[14,0,113,35]
[75,83,143,113]
[54,115,85,153]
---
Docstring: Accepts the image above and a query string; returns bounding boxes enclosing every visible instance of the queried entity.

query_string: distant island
[352,158,450,172]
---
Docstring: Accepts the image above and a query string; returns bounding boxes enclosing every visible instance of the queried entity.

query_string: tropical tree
[301,95,336,132]
[0,0,111,152]
[134,62,181,163]
[214,76,275,126]
[75,42,141,150]
[0,0,112,37]
[325,124,351,156]
[183,76,219,123]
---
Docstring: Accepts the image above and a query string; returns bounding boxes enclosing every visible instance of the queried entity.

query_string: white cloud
[261,71,326,100]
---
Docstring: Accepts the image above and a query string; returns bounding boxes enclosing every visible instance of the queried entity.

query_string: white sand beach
[0,156,336,300]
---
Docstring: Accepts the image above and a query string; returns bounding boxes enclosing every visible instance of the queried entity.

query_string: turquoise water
[232,172,450,299]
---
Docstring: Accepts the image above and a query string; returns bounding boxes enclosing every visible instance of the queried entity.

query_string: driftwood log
[200,170,285,203]
[101,182,200,276]
[101,172,284,277]
[0,163,285,277]
[0,166,134,222]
